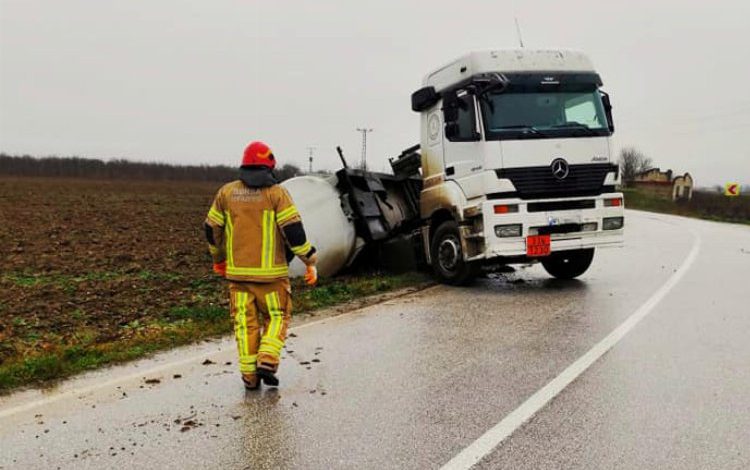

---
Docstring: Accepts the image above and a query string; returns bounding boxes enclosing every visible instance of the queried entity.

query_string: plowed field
[0,177,426,391]
[0,178,224,364]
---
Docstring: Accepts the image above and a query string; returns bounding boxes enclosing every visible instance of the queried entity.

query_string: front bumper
[474,193,625,260]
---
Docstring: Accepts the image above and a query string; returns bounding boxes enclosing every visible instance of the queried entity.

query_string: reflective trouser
[229,279,292,375]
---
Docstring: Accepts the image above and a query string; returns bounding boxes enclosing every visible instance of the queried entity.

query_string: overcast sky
[1,0,748,186]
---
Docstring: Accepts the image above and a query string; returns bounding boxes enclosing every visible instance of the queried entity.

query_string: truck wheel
[541,248,595,279]
[431,220,477,285]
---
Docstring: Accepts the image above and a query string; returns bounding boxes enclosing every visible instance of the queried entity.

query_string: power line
[306,146,315,174]
[356,128,373,171]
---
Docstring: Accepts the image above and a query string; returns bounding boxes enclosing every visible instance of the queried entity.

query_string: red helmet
[241,141,276,169]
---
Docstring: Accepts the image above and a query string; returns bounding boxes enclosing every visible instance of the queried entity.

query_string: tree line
[0,154,304,182]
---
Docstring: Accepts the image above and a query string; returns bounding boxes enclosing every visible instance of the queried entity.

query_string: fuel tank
[282,175,360,278]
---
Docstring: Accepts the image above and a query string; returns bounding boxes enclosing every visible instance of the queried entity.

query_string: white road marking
[0,311,344,420]
[440,230,702,470]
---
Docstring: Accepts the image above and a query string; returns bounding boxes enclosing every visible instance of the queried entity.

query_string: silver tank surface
[282,175,358,278]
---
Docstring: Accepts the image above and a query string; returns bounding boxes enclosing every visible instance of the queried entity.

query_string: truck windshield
[480,90,611,140]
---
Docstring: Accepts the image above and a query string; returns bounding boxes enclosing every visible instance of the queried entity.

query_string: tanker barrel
[282,175,360,278]
[284,146,423,278]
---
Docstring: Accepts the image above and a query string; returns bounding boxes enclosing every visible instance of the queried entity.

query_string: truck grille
[494,163,617,200]
[527,199,595,212]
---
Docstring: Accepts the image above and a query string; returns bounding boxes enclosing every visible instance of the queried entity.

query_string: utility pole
[306,146,315,174]
[356,127,373,171]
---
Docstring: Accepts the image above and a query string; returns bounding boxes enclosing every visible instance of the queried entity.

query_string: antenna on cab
[515,17,525,48]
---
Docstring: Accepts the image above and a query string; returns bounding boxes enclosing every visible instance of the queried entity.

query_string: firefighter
[204,141,318,390]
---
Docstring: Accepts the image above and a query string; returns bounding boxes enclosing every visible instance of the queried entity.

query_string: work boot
[256,363,279,387]
[242,373,260,390]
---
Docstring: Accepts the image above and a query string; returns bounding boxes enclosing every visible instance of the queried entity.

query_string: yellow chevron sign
[724,183,740,197]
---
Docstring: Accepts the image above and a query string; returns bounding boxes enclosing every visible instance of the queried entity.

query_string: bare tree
[619,147,653,186]
[0,154,240,182]
[0,154,315,184]
[274,163,303,182]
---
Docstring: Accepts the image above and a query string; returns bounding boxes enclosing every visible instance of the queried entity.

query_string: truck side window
[445,95,479,142]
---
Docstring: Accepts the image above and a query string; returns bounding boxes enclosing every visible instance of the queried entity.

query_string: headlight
[581,222,598,232]
[494,224,522,238]
[603,217,624,230]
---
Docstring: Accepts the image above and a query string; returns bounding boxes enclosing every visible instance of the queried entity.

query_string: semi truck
[285,49,625,284]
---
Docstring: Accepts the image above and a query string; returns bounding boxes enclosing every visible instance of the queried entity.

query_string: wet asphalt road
[1,210,749,469]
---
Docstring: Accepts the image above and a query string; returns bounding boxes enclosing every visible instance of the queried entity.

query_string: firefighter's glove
[304,265,318,286]
[213,261,227,277]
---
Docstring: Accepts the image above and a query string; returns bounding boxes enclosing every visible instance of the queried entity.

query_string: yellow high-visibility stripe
[271,291,282,341]
[258,340,283,355]
[264,337,284,349]
[267,210,272,267]
[244,354,258,362]
[235,291,249,357]
[239,353,257,373]
[262,291,283,357]
[268,211,276,267]
[265,291,278,339]
[258,345,281,356]
[224,207,290,278]
[244,292,251,357]
[226,266,289,277]
[236,291,257,373]
[276,205,298,224]
[207,213,223,226]
[208,244,219,256]
[261,210,268,268]
[261,210,276,269]
[239,363,257,373]
[208,206,225,226]
[225,212,234,267]
[291,241,312,256]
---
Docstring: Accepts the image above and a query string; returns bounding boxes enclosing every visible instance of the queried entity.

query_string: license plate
[526,235,551,257]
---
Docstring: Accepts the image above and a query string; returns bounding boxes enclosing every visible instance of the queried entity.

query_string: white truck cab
[411,49,625,284]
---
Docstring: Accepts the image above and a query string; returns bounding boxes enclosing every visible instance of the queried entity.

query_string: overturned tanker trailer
[287,49,625,284]
[284,146,423,278]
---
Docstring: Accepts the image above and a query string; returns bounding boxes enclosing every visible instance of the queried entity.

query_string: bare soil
[0,177,224,364]
[0,176,428,391]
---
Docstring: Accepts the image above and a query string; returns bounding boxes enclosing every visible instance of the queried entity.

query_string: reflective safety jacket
[204,180,316,283]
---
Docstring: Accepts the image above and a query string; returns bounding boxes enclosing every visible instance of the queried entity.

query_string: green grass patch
[167,305,227,322]
[0,318,233,392]
[2,273,41,287]
[136,270,184,282]
[1,270,185,288]
[0,271,430,393]
[294,271,426,312]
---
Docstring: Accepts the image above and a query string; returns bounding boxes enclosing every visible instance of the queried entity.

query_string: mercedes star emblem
[550,158,570,180]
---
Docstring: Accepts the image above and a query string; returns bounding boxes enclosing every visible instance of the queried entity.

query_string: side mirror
[411,86,439,112]
[600,91,615,132]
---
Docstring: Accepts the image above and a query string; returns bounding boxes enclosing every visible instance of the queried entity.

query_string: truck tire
[541,248,595,279]
[430,220,478,285]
